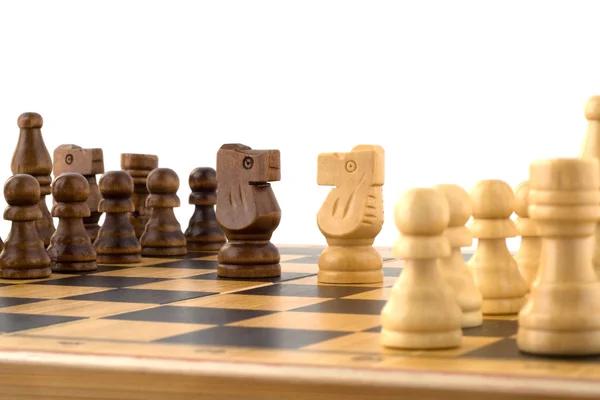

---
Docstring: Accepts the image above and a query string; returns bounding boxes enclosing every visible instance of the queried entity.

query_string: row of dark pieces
[0,169,227,280]
[6,111,282,279]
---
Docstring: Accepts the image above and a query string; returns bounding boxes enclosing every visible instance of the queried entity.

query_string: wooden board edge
[0,350,598,400]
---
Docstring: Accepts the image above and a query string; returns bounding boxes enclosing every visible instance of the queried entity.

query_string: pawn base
[318,244,383,284]
[217,263,281,278]
[97,253,142,264]
[381,328,462,350]
[53,261,97,272]
[142,246,187,257]
[0,267,52,279]
[318,269,383,284]
[482,296,526,315]
[518,327,600,356]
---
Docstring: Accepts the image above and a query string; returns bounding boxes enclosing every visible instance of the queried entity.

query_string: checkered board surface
[0,244,598,383]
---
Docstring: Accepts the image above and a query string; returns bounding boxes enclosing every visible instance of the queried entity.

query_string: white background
[1,1,599,250]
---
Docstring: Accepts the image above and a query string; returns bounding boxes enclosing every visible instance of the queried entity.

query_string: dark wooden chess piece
[184,167,226,252]
[121,153,159,239]
[140,168,187,256]
[47,173,97,272]
[53,144,105,241]
[11,112,55,246]
[0,174,52,279]
[94,171,142,263]
[215,144,281,278]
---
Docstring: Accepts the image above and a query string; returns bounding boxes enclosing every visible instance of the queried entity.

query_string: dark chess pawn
[121,153,159,239]
[185,167,226,252]
[93,171,142,263]
[11,112,55,246]
[140,168,187,256]
[0,174,52,279]
[47,173,97,272]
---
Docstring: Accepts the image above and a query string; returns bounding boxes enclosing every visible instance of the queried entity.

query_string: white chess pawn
[513,181,541,288]
[381,188,462,350]
[467,180,528,315]
[518,158,600,355]
[434,184,483,328]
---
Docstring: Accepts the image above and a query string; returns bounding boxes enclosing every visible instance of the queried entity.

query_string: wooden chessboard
[0,245,597,400]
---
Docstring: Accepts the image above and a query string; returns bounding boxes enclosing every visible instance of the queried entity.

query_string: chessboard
[0,245,596,400]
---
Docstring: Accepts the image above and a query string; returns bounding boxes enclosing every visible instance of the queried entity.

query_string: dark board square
[461,338,521,359]
[236,284,375,298]
[156,325,349,349]
[184,252,219,259]
[55,265,133,275]
[106,305,275,325]
[461,338,600,363]
[34,275,169,288]
[148,259,219,270]
[63,288,216,304]
[0,297,46,308]
[365,319,519,335]
[0,313,82,333]
[187,271,315,283]
[463,319,518,337]
[290,299,387,315]
[283,256,320,264]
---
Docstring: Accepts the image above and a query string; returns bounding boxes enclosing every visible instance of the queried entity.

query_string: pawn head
[470,179,514,219]
[394,187,450,235]
[189,167,217,192]
[147,168,179,194]
[4,174,40,206]
[99,170,134,199]
[433,184,472,227]
[52,173,90,203]
[513,181,530,218]
[17,112,43,129]
[585,96,600,121]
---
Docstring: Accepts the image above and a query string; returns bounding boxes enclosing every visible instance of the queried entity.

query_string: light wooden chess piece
[467,180,528,315]
[381,188,462,350]
[579,95,600,277]
[434,184,483,328]
[513,180,541,288]
[316,145,385,284]
[518,158,600,356]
